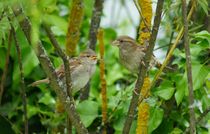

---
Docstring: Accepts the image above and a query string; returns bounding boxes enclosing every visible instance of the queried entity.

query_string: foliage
[0,0,209,133]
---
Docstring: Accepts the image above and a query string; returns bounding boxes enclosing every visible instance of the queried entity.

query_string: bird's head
[112,35,136,47]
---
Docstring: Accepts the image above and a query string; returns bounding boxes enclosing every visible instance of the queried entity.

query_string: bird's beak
[90,55,97,60]
[111,40,120,46]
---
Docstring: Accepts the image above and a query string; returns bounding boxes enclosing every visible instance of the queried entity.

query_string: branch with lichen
[137,0,196,106]
[123,0,164,133]
[135,0,152,133]
[12,8,88,134]
[136,0,152,45]
[97,28,107,134]
[136,78,150,134]
[66,0,84,56]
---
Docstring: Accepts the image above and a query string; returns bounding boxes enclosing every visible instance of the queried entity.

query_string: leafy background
[0,0,210,134]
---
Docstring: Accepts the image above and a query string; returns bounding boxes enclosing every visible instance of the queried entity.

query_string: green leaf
[148,107,164,133]
[193,31,210,45]
[170,128,183,134]
[76,100,99,127]
[206,73,210,90]
[175,63,208,105]
[197,0,208,15]
[175,74,187,105]
[191,64,209,90]
[154,80,175,100]
[27,105,40,118]
[42,14,68,33]
[0,47,6,70]
[38,92,55,106]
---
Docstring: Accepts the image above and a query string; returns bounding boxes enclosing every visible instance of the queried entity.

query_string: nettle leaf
[154,80,175,100]
[148,107,164,133]
[76,100,99,127]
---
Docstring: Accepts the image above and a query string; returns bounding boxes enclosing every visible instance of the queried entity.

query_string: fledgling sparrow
[29,49,97,94]
[112,35,161,73]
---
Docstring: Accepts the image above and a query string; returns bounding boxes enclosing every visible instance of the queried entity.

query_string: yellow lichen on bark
[97,28,107,134]
[136,102,150,134]
[136,73,151,134]
[135,0,152,133]
[140,77,151,99]
[65,0,84,56]
[137,0,152,45]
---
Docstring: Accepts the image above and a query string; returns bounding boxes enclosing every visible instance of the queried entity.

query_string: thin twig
[0,29,12,104]
[10,22,28,134]
[182,0,196,133]
[185,107,210,133]
[122,0,164,133]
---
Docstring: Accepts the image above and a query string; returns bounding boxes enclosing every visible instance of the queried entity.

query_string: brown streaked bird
[112,35,161,73]
[29,49,97,94]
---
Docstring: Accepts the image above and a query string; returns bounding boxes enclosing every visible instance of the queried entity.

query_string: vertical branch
[88,0,104,50]
[0,29,12,104]
[97,28,107,134]
[123,0,164,133]
[66,0,84,56]
[182,0,196,133]
[79,0,104,101]
[11,24,28,134]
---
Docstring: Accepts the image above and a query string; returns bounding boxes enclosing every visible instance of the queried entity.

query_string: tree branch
[88,0,104,50]
[10,21,28,134]
[12,8,88,134]
[0,29,12,104]
[182,0,196,133]
[79,0,104,101]
[122,0,164,133]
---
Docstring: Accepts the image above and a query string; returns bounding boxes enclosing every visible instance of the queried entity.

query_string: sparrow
[112,35,161,73]
[29,49,97,94]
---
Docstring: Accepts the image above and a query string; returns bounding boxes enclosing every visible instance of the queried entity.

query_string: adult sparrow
[112,35,160,73]
[29,49,97,94]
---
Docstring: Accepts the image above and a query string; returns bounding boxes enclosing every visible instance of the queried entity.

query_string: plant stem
[182,0,196,133]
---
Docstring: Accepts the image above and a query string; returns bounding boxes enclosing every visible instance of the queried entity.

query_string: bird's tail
[28,78,49,87]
